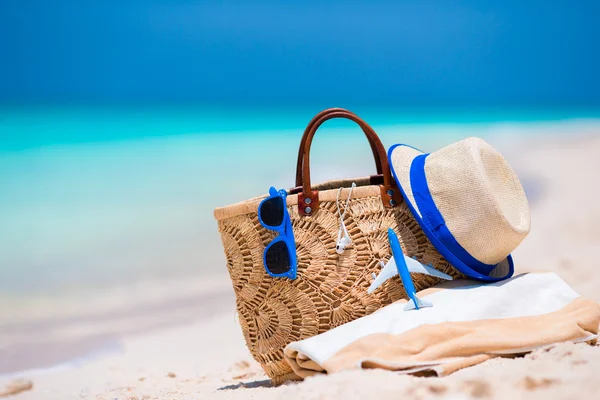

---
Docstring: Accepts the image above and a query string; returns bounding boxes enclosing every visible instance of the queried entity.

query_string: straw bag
[213,108,461,383]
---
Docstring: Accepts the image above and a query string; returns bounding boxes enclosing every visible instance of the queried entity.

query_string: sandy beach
[2,130,600,400]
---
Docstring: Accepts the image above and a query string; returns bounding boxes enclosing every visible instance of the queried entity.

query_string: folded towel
[284,273,600,378]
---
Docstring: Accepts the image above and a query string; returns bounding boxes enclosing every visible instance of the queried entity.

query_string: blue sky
[1,1,599,105]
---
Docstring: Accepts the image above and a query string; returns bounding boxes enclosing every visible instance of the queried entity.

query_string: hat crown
[424,137,530,265]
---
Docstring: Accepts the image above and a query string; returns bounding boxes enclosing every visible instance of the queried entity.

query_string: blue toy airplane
[368,228,451,310]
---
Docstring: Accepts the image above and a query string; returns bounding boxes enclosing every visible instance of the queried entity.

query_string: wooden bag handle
[294,108,402,216]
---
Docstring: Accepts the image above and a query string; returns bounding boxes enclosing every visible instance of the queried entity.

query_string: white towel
[284,273,600,378]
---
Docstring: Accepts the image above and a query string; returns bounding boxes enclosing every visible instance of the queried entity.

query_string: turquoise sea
[2,105,599,295]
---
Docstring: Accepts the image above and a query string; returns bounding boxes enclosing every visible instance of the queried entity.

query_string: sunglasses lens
[265,241,290,275]
[259,196,284,227]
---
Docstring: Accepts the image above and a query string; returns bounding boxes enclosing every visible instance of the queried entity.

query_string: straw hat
[388,137,530,281]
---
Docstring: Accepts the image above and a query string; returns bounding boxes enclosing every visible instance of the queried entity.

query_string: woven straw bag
[213,108,461,383]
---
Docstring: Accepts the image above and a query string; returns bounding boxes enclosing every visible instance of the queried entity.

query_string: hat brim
[388,144,514,282]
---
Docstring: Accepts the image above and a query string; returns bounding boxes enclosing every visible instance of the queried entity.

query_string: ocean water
[1,105,599,295]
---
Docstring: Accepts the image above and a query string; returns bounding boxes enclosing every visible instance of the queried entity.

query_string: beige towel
[284,273,600,378]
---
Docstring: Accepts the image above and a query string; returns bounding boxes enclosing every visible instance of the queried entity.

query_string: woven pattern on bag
[217,187,461,384]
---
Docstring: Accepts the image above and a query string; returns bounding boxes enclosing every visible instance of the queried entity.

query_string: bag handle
[294,108,402,216]
[294,108,384,185]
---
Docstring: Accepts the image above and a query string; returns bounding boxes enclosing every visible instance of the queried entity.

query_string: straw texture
[215,179,462,383]
[390,137,530,267]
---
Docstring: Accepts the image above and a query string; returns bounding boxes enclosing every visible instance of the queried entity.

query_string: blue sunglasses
[257,187,298,279]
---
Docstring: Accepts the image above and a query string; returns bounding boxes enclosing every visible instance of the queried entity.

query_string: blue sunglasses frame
[257,187,297,279]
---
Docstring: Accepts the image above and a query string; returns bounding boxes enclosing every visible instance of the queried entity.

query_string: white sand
[2,132,600,399]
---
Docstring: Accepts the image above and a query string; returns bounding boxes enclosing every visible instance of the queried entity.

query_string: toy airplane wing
[405,257,453,281]
[367,257,398,294]
[367,256,452,294]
